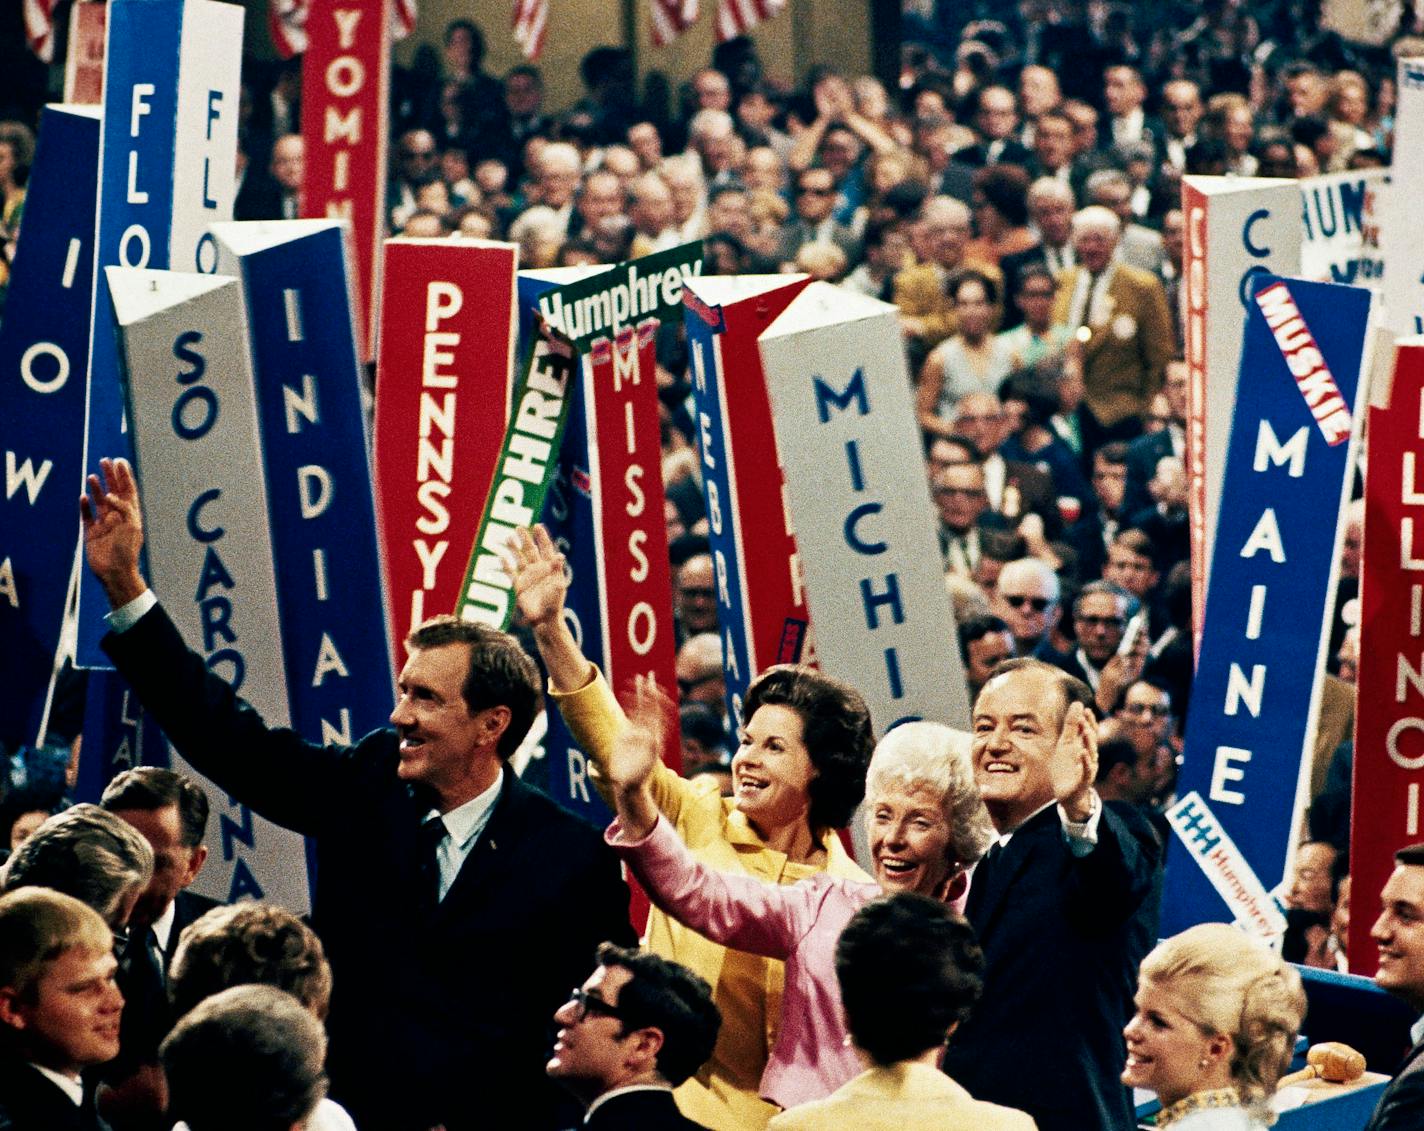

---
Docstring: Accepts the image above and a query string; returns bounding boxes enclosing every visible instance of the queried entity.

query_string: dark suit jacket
[233,172,285,222]
[1122,428,1174,520]
[1365,1038,1424,1131]
[0,1057,108,1131]
[163,889,222,971]
[954,139,1033,170]
[583,1088,710,1130]
[998,242,1047,330]
[103,605,634,1131]
[942,803,1161,1131]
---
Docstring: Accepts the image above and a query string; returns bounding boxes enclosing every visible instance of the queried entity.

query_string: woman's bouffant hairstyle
[741,665,874,830]
[1139,923,1306,1123]
[866,722,994,867]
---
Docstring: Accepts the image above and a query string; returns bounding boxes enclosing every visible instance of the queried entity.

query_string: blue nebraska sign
[1161,274,1371,935]
[230,225,394,745]
[683,318,754,722]
[0,106,100,748]
[517,271,612,826]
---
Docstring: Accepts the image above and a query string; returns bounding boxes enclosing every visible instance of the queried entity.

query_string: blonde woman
[1123,923,1306,1129]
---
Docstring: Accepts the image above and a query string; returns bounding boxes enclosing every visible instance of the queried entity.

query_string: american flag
[717,0,785,41]
[651,0,698,47]
[513,0,547,61]
[23,0,57,62]
[269,0,415,60]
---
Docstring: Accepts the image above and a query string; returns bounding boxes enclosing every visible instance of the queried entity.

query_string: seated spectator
[161,985,333,1131]
[1,804,153,931]
[965,164,1036,267]
[949,392,1062,537]
[0,888,123,1129]
[997,367,1091,513]
[997,265,1070,369]
[917,271,1016,436]
[547,943,722,1129]
[842,217,910,301]
[768,893,1033,1130]
[1040,580,1147,716]
[992,557,1062,659]
[958,614,1015,699]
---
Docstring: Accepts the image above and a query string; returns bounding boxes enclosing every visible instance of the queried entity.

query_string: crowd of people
[5,0,1424,1128]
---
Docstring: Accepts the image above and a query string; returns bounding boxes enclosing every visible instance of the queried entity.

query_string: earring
[1198,1058,1209,1069]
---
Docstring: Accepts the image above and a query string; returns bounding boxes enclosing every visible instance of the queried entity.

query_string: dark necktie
[968,840,1006,919]
[419,816,448,907]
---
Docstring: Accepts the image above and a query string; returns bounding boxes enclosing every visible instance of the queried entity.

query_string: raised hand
[507,525,568,631]
[80,457,148,608]
[607,676,674,839]
[1050,701,1099,823]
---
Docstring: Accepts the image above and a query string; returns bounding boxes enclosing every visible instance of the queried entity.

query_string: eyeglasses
[936,485,986,499]
[567,987,625,1023]
[1121,703,1170,718]
[1076,615,1126,628]
[1003,594,1052,612]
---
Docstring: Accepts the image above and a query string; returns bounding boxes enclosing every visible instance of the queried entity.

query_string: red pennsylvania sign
[372,239,518,670]
[1353,340,1424,974]
[301,0,390,360]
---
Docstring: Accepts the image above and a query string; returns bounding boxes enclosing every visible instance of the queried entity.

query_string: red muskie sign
[373,238,518,669]
[301,0,390,361]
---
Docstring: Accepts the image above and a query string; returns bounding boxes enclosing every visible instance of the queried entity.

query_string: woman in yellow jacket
[511,526,873,1130]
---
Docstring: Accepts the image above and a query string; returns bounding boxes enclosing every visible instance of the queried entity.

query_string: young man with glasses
[1042,581,1147,716]
[548,944,721,1130]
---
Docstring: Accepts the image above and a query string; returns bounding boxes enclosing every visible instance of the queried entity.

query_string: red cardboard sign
[301,0,390,361]
[585,323,679,767]
[372,239,518,670]
[1353,341,1424,974]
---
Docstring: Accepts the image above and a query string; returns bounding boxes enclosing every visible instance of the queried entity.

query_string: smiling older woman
[1123,924,1306,1129]
[604,703,994,1112]
[510,525,874,1130]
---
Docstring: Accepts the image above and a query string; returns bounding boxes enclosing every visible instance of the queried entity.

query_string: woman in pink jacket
[603,689,995,1112]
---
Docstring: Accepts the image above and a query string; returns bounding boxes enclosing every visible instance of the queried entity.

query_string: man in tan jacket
[1052,206,1173,451]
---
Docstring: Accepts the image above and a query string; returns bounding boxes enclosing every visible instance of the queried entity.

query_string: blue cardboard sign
[517,271,612,826]
[223,223,394,744]
[0,105,101,748]
[75,669,166,803]
[77,0,243,667]
[1162,275,1371,934]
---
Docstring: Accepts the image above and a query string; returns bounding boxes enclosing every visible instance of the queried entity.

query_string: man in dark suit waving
[1365,843,1424,1130]
[81,458,634,1131]
[943,658,1160,1131]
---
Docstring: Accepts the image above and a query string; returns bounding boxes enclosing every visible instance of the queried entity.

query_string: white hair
[866,722,995,865]
[1071,205,1122,238]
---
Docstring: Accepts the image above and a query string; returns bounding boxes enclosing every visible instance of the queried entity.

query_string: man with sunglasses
[777,166,859,266]
[548,944,721,1130]
[992,557,1062,658]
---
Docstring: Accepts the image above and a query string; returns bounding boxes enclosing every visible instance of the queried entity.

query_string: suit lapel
[434,773,526,920]
[968,808,1056,938]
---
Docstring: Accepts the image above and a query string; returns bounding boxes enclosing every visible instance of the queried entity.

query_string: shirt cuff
[106,589,157,633]
[1059,790,1102,857]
